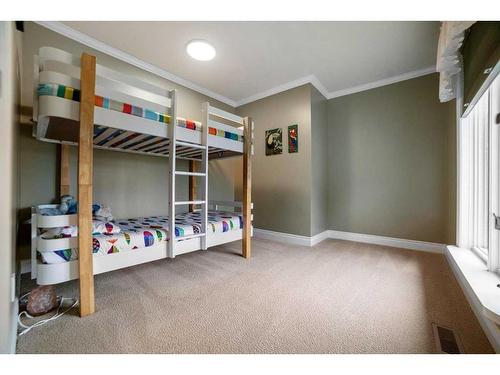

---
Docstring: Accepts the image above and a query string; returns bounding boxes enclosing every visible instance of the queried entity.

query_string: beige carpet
[17,238,493,353]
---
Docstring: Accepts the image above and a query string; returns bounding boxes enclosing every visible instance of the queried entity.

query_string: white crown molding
[35,21,238,107]
[37,21,436,108]
[235,66,436,106]
[235,75,325,107]
[326,65,437,99]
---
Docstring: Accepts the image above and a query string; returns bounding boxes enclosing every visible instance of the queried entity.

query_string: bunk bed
[30,47,253,317]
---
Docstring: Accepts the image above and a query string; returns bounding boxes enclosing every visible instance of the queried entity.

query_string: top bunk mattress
[37,83,243,142]
[40,211,242,264]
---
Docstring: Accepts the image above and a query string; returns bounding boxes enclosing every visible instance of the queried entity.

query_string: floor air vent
[432,322,463,354]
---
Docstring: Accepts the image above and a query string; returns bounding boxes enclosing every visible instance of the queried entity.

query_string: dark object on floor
[432,322,463,354]
[27,286,58,316]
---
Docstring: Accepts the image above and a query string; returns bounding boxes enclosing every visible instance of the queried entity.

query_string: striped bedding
[37,83,243,142]
[39,211,243,264]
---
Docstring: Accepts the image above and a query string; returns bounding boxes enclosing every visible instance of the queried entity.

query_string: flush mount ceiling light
[186,40,216,61]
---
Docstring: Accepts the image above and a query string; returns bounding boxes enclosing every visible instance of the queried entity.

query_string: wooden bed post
[189,160,196,212]
[78,53,96,317]
[60,144,71,196]
[242,117,252,259]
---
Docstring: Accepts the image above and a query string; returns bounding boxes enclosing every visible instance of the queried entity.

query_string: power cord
[17,291,79,336]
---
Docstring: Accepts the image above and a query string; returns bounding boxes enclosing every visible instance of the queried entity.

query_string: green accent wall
[326,74,456,244]
[236,85,313,236]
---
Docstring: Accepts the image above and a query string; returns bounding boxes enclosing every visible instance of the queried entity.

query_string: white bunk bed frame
[31,47,254,317]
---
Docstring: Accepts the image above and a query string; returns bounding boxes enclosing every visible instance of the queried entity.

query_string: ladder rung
[174,200,206,206]
[176,156,202,162]
[175,171,206,177]
[175,233,206,241]
[175,140,207,150]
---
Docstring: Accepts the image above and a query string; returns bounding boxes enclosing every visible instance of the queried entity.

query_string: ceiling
[59,21,440,107]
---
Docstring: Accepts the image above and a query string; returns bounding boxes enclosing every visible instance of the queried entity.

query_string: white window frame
[487,66,500,273]
[457,60,500,274]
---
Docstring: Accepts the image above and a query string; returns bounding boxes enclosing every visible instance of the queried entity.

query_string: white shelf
[446,245,500,352]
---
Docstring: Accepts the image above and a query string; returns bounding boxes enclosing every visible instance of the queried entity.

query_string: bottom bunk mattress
[40,211,242,264]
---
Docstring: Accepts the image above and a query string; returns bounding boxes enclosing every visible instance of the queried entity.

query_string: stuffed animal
[93,204,114,221]
[39,195,113,220]
[60,195,77,214]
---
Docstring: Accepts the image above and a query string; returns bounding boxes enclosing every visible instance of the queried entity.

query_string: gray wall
[234,75,456,244]
[17,22,236,259]
[326,73,456,244]
[310,86,328,236]
[236,85,313,236]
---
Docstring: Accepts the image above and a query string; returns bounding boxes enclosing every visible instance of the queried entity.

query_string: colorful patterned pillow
[92,220,121,235]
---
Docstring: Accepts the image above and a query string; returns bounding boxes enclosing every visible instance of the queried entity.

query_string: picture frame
[288,124,298,153]
[265,128,283,155]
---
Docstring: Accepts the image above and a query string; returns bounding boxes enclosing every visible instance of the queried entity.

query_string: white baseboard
[9,297,18,354]
[328,230,446,254]
[311,230,330,246]
[253,228,314,246]
[254,228,446,254]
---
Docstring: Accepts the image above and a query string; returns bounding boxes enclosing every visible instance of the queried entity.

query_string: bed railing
[208,200,254,211]
[34,47,244,159]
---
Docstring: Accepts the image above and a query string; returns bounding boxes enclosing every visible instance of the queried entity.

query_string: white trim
[35,21,437,108]
[445,246,500,353]
[456,56,464,248]
[235,74,329,107]
[253,228,317,247]
[311,230,330,246]
[9,298,18,354]
[254,228,445,253]
[326,66,436,99]
[35,21,238,107]
[309,75,330,99]
[235,75,317,106]
[235,66,436,106]
[328,230,445,254]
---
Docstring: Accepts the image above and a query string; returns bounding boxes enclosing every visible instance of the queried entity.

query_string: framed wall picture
[265,128,283,155]
[288,124,298,153]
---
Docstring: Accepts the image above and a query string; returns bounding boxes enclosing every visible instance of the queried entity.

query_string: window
[458,67,500,273]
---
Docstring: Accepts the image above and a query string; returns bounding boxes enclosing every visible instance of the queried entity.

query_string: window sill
[446,246,500,325]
